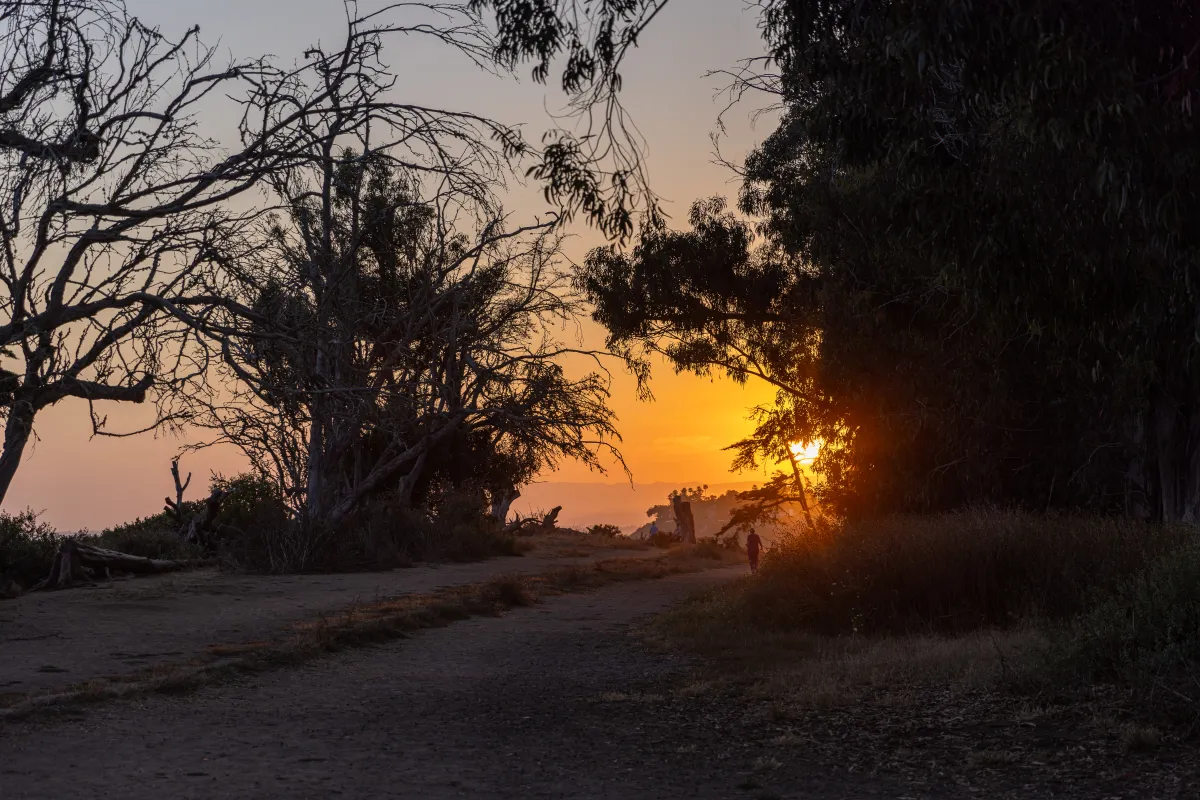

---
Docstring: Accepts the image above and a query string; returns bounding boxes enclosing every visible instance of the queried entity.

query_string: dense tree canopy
[582,0,1200,519]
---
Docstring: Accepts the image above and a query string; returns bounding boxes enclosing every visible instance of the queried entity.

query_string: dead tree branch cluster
[0,0,648,589]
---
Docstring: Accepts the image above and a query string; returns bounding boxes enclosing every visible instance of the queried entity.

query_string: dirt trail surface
[0,545,647,697]
[3,567,809,800]
[4,566,1193,799]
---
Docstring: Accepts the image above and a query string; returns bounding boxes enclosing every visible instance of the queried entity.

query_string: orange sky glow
[4,0,782,531]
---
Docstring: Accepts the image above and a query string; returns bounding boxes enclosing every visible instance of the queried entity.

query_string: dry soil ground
[3,553,1199,799]
[0,537,648,697]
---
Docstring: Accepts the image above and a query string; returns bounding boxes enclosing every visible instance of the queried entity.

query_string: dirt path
[0,544,648,697]
[4,566,1192,799]
[4,566,832,800]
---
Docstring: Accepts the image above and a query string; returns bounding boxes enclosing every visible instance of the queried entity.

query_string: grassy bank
[651,510,1200,724]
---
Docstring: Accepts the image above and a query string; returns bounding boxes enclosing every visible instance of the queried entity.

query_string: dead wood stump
[35,540,196,591]
[505,505,562,536]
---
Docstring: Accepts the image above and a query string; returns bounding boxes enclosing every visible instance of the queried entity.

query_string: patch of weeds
[478,574,535,608]
[0,509,61,594]
[1120,723,1162,753]
[556,548,592,558]
[752,756,782,772]
[767,703,794,722]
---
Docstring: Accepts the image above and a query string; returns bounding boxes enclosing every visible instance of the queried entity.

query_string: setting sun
[789,440,822,464]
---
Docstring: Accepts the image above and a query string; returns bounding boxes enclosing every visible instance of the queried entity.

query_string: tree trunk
[0,400,35,507]
[1181,398,1200,522]
[504,505,560,535]
[786,451,816,527]
[1153,392,1181,520]
[1125,413,1151,520]
[671,496,697,543]
[396,450,430,507]
[489,488,520,523]
[305,413,326,522]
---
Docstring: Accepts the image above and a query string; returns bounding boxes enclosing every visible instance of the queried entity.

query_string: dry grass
[0,544,734,721]
[1120,723,1162,753]
[650,509,1200,725]
[649,573,1050,709]
[752,756,782,772]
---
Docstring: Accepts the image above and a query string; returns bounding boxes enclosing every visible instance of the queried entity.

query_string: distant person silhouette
[648,522,658,540]
[746,527,762,574]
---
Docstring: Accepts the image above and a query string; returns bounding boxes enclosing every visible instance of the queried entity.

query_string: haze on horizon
[4,0,781,531]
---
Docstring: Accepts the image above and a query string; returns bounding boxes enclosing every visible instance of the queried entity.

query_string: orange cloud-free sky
[4,0,781,531]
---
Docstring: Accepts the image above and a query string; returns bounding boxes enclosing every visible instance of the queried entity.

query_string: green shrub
[1063,538,1200,680]
[398,489,520,562]
[211,472,289,534]
[221,486,519,574]
[95,472,285,565]
[0,509,59,594]
[738,509,1188,636]
[96,516,204,561]
[587,523,623,538]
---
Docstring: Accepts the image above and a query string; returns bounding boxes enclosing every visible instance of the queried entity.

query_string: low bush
[737,509,1189,636]
[587,523,623,538]
[691,538,727,560]
[95,519,206,561]
[650,531,677,548]
[222,487,520,574]
[0,510,60,594]
[1062,537,1200,682]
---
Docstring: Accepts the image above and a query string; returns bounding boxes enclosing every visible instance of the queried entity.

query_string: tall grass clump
[739,509,1189,636]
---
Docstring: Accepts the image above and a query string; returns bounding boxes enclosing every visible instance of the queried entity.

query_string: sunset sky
[5,0,783,531]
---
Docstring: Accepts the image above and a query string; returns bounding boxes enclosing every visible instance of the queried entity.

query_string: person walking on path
[746,527,762,574]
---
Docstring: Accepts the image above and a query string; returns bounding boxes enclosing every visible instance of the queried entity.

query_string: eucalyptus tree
[199,155,622,526]
[582,1,1200,519]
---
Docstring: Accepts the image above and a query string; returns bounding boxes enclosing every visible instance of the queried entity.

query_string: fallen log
[35,539,199,591]
[504,505,562,536]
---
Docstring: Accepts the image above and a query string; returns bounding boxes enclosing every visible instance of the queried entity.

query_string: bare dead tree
[0,0,335,504]
[163,457,191,524]
[0,0,547,506]
[192,154,625,527]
